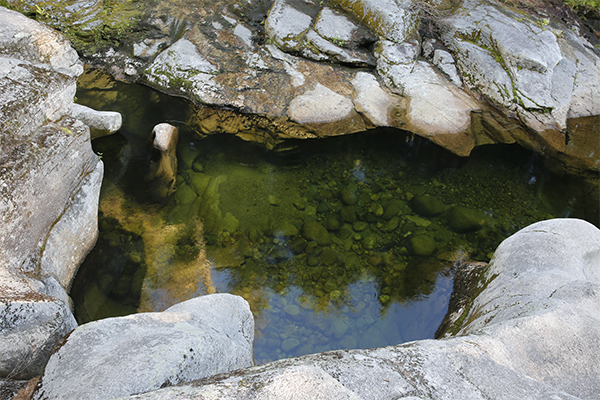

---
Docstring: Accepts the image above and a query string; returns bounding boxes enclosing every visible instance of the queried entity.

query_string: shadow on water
[70,69,599,364]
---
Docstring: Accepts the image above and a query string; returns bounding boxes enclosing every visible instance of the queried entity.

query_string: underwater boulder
[340,206,357,223]
[302,220,333,246]
[447,206,486,233]
[325,216,341,231]
[274,222,300,238]
[340,186,358,205]
[320,248,338,265]
[382,200,404,220]
[411,194,445,217]
[407,235,436,256]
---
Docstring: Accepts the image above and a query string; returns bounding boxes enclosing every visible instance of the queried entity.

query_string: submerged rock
[446,206,486,233]
[407,234,436,256]
[411,194,445,216]
[301,220,332,246]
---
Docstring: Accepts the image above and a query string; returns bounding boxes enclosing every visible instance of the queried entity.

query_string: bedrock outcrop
[7,0,598,174]
[0,6,120,381]
[112,218,600,400]
[32,294,254,400]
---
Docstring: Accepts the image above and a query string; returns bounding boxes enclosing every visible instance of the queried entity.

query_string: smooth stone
[325,216,341,231]
[320,248,338,265]
[332,320,350,339]
[268,195,280,206]
[380,217,399,232]
[284,304,301,316]
[340,206,356,223]
[411,194,445,216]
[337,226,354,240]
[71,103,122,139]
[382,200,403,220]
[408,235,436,256]
[281,338,301,352]
[274,222,300,238]
[340,188,358,205]
[353,221,368,231]
[446,206,486,233]
[32,294,254,400]
[290,237,308,253]
[362,236,377,250]
[302,220,333,246]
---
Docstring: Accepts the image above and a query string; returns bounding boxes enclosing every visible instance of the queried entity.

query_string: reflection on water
[71,69,598,365]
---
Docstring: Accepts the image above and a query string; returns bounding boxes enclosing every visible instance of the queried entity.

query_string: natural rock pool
[71,68,598,365]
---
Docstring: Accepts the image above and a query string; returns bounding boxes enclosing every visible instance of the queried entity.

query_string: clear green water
[71,69,599,365]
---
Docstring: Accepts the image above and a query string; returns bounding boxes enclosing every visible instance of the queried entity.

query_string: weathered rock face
[0,6,119,379]
[12,0,597,174]
[112,218,600,400]
[0,271,78,380]
[436,0,600,172]
[33,293,254,400]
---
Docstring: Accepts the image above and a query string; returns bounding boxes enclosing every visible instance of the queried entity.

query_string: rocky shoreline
[7,0,599,175]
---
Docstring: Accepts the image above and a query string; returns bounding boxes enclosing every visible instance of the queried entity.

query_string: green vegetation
[564,0,600,11]
[8,0,144,55]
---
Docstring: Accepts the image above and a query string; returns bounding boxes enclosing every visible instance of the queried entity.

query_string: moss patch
[435,261,497,338]
[8,0,144,55]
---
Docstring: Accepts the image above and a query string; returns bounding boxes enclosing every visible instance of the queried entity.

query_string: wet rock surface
[114,218,600,400]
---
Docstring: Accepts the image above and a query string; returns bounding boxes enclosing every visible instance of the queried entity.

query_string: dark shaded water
[71,69,598,364]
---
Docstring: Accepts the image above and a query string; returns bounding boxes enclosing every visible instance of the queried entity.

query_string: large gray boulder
[0,6,118,379]
[32,293,254,400]
[117,218,600,399]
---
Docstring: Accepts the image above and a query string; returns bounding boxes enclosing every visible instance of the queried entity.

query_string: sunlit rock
[287,83,365,136]
[351,72,399,127]
[148,123,179,201]
[71,103,122,139]
[376,39,481,156]
[0,6,115,380]
[438,2,600,169]
[40,161,104,291]
[265,0,314,53]
[0,271,77,380]
[32,294,254,400]
[7,0,599,174]
[331,0,419,45]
